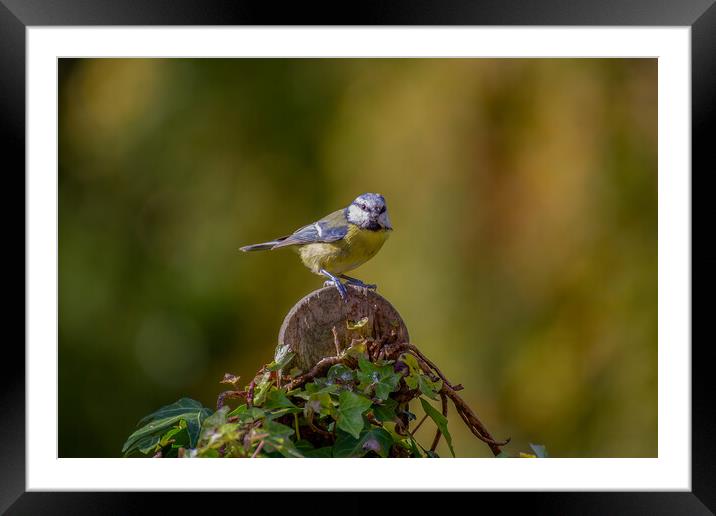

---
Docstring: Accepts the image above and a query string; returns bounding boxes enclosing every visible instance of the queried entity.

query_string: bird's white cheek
[348,205,369,225]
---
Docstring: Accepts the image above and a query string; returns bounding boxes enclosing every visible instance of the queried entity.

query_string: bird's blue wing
[271,209,349,248]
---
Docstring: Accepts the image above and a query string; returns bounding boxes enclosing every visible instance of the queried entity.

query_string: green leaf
[264,389,300,411]
[419,397,455,457]
[333,428,394,458]
[303,446,333,458]
[371,398,398,423]
[136,435,161,455]
[295,439,334,458]
[342,339,368,360]
[267,351,296,372]
[252,371,273,406]
[227,404,267,422]
[327,364,356,385]
[529,443,548,458]
[405,436,423,458]
[399,353,421,374]
[304,391,336,420]
[261,420,302,458]
[122,398,212,455]
[336,390,373,438]
[417,375,441,400]
[346,317,369,330]
[356,357,402,401]
[159,422,188,448]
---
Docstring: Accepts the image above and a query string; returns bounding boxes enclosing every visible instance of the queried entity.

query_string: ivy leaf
[342,339,368,360]
[304,446,333,458]
[122,398,212,455]
[227,404,267,422]
[336,390,373,438]
[529,443,548,458]
[333,428,394,458]
[197,406,234,449]
[252,371,273,406]
[327,364,356,385]
[304,391,336,420]
[261,420,302,458]
[135,435,161,455]
[357,357,402,401]
[263,388,300,414]
[159,421,188,448]
[295,439,333,458]
[405,436,423,458]
[371,398,398,423]
[346,317,369,330]
[419,397,455,457]
[417,375,442,400]
[267,351,296,372]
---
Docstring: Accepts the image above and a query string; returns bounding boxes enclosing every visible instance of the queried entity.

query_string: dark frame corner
[3,0,714,513]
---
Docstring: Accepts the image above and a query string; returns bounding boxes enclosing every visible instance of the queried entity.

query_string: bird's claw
[323,279,348,302]
[340,276,377,290]
[348,281,377,290]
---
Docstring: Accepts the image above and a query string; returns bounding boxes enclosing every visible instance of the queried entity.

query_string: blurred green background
[58,58,657,458]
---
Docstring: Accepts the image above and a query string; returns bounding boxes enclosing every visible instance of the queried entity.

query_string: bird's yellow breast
[297,224,390,275]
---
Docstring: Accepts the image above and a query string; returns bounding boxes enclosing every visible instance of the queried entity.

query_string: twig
[306,414,333,439]
[406,343,462,391]
[332,326,342,355]
[412,413,429,434]
[285,355,344,391]
[217,389,247,410]
[441,383,510,455]
[366,413,384,427]
[247,379,256,408]
[251,440,265,458]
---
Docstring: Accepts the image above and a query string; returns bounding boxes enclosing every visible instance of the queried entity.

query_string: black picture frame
[4,1,714,513]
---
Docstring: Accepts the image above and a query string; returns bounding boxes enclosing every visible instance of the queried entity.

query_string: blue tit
[240,193,392,301]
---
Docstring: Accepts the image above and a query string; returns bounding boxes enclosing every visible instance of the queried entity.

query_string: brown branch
[247,379,256,408]
[441,383,510,456]
[217,389,247,410]
[284,355,344,391]
[411,413,429,434]
[251,440,265,458]
[388,341,507,456]
[331,326,342,355]
[405,343,462,391]
[306,415,334,439]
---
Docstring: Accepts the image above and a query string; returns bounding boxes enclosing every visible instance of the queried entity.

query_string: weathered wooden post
[275,285,409,374]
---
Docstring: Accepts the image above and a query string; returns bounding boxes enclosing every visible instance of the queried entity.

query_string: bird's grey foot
[340,274,377,290]
[320,269,348,302]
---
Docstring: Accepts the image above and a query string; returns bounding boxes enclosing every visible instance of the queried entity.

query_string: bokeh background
[58,58,657,458]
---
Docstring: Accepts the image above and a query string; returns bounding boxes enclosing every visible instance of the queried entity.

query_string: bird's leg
[339,274,377,290]
[320,269,348,302]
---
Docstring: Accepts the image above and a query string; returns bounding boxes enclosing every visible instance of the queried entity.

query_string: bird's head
[346,193,392,231]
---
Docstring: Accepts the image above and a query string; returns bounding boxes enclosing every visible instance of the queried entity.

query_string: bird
[240,193,392,301]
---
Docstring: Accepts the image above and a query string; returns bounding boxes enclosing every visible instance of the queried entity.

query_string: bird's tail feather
[239,241,278,252]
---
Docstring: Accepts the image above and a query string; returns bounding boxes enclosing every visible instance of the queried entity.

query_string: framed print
[4,0,714,513]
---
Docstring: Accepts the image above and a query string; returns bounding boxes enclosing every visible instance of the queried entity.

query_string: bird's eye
[359,203,368,210]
